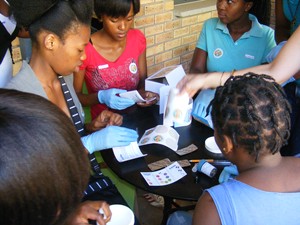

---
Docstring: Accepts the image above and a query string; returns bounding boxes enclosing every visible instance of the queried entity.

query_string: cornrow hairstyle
[0,89,89,225]
[245,0,271,25]
[8,0,93,43]
[94,0,140,19]
[210,73,291,161]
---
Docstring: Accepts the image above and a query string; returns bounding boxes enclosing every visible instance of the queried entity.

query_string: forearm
[77,92,99,107]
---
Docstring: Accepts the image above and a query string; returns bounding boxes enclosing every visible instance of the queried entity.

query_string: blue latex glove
[98,88,135,110]
[81,126,138,153]
[192,89,215,129]
[218,165,239,184]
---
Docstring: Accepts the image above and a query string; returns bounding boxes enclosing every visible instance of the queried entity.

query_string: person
[0,89,112,225]
[177,24,300,156]
[190,0,274,74]
[73,0,158,120]
[0,0,28,87]
[169,73,300,225]
[275,0,300,44]
[189,0,275,128]
[5,0,139,223]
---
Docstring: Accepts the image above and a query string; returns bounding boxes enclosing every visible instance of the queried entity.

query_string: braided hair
[210,73,291,161]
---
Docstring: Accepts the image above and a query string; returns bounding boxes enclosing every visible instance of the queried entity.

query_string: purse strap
[58,76,113,192]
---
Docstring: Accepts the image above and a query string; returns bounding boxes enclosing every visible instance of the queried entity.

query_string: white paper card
[138,125,179,151]
[141,162,187,186]
[112,142,147,162]
[119,90,156,103]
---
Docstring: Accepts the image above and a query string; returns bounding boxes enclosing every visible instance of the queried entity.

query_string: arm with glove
[81,126,139,153]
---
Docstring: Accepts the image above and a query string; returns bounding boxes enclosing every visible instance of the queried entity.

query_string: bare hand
[87,110,123,132]
[137,90,159,107]
[176,74,206,98]
[64,201,112,225]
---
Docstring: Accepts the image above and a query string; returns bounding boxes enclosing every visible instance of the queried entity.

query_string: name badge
[98,64,109,69]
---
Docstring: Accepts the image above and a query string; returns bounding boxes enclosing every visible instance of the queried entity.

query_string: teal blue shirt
[196,14,276,72]
[283,0,300,34]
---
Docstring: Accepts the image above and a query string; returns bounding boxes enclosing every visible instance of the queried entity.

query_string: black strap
[0,21,18,64]
[58,76,113,193]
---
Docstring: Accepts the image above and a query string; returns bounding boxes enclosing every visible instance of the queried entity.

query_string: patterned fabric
[58,75,113,194]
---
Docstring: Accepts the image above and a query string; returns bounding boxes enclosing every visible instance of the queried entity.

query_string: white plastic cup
[164,88,191,126]
[97,204,135,225]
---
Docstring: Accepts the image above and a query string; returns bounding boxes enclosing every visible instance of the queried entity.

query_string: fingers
[176,75,202,98]
[101,110,123,126]
[64,201,111,225]
[107,113,123,126]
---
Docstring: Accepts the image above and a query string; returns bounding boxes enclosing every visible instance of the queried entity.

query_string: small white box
[145,65,186,114]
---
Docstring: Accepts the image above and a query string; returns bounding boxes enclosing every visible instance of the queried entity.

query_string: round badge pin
[129,62,137,74]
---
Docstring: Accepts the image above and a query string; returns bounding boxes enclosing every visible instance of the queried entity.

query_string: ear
[44,33,57,50]
[221,135,234,156]
[245,2,253,12]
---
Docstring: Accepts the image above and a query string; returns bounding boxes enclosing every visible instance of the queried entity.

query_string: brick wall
[12,0,276,76]
[135,0,276,76]
[135,0,215,75]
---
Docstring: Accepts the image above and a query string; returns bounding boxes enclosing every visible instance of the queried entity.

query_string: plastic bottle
[193,159,217,178]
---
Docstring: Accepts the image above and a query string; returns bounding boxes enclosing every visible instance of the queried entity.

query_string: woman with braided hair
[168,73,300,225]
[177,23,300,156]
[193,73,300,225]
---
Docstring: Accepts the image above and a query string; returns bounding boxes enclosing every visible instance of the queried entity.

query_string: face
[216,0,251,24]
[102,4,134,41]
[52,24,90,75]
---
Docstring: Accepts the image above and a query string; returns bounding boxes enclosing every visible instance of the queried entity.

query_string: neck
[29,48,58,87]
[236,152,283,174]
[227,14,252,41]
[0,0,10,17]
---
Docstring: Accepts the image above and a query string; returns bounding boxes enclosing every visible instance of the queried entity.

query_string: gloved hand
[81,126,138,153]
[218,165,239,184]
[192,89,215,129]
[98,88,135,110]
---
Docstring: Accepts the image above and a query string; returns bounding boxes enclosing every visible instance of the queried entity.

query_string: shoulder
[128,29,146,42]
[127,29,146,51]
[249,14,274,37]
[193,191,221,225]
[204,18,219,27]
[128,29,145,37]
[6,61,47,98]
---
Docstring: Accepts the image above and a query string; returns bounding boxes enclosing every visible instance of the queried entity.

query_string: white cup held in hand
[98,204,134,225]
[164,88,192,126]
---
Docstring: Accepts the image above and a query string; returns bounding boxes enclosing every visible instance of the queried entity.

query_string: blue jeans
[167,211,192,225]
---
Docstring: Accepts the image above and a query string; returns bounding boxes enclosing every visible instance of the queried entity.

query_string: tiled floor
[134,188,195,225]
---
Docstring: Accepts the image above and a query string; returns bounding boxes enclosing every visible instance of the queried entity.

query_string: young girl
[168,73,300,225]
[6,0,138,223]
[74,0,158,120]
[193,73,300,225]
[190,0,274,74]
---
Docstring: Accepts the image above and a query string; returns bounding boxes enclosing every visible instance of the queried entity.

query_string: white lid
[205,136,222,154]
